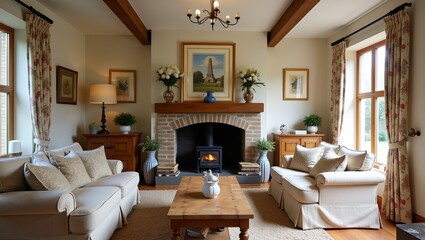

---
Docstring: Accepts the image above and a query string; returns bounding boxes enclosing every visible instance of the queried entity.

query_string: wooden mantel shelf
[155,102,264,113]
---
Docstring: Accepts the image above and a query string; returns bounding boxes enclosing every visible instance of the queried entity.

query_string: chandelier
[187,0,240,31]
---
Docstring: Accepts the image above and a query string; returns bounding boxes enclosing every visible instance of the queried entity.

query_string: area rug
[111,189,333,240]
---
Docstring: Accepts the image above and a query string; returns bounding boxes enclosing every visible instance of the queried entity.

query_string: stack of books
[186,227,209,238]
[156,163,180,177]
[238,162,260,176]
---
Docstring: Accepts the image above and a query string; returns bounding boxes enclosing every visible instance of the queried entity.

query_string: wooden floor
[139,182,396,240]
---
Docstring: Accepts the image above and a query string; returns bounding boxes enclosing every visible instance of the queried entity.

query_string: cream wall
[329,0,425,218]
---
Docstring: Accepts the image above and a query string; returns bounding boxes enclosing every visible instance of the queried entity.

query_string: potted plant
[113,112,136,134]
[138,136,161,185]
[303,114,322,134]
[254,138,275,183]
[238,68,265,103]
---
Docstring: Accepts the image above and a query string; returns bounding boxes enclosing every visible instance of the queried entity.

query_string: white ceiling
[35,0,387,39]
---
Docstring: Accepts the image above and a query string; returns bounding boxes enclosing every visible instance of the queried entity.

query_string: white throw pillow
[74,146,112,180]
[309,148,347,177]
[50,152,92,189]
[24,162,72,191]
[318,141,341,153]
[338,146,375,171]
[288,145,324,173]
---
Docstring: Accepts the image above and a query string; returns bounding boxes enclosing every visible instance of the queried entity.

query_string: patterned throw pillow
[309,148,347,177]
[50,152,92,189]
[288,145,324,173]
[339,146,375,171]
[24,162,72,191]
[74,146,112,181]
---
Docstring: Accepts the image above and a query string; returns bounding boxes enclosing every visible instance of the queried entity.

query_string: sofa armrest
[316,171,385,187]
[107,159,123,174]
[0,191,76,215]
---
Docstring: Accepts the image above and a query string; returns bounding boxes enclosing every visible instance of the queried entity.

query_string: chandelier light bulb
[187,8,192,14]
[213,0,219,10]
[195,9,201,16]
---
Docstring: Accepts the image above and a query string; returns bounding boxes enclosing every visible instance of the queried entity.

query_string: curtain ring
[408,128,421,137]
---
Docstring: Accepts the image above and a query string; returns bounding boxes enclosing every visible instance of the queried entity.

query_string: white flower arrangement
[157,65,184,87]
[238,68,265,92]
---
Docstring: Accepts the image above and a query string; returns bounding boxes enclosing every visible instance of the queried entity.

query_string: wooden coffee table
[167,176,254,240]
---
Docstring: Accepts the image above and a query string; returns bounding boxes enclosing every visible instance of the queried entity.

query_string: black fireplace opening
[176,123,244,173]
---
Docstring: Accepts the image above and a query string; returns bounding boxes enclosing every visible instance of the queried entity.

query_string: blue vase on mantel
[203,91,216,103]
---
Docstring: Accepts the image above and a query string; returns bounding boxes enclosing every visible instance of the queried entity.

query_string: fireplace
[197,146,222,172]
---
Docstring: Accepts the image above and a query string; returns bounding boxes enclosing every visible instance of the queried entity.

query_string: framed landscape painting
[283,68,309,100]
[181,42,235,102]
[56,65,78,105]
[109,70,136,103]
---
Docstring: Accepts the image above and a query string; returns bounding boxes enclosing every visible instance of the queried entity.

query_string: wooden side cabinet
[83,132,142,172]
[272,133,325,167]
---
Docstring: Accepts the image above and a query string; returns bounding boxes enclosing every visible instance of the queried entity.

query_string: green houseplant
[138,136,161,152]
[303,114,322,133]
[114,112,136,134]
[255,138,275,183]
[255,138,275,152]
[139,136,161,185]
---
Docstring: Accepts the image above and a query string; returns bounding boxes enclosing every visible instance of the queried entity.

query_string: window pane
[376,97,388,164]
[376,46,385,91]
[359,98,372,152]
[0,30,9,86]
[0,92,7,155]
[359,51,372,93]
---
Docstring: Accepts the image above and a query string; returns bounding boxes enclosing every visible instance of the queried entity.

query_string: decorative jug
[202,170,220,198]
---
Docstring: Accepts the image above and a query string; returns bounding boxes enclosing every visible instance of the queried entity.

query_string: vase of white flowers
[157,65,184,103]
[238,68,265,103]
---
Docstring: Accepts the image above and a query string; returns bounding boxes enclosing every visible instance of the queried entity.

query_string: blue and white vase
[143,150,158,185]
[203,91,216,103]
[257,150,270,183]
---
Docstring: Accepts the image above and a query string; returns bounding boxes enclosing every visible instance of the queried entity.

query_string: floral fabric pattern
[26,14,52,152]
[382,10,412,223]
[330,41,346,145]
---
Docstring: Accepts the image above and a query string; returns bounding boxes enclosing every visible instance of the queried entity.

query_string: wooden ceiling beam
[267,0,319,47]
[103,0,150,45]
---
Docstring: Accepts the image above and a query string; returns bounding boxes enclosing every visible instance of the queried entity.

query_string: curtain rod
[14,0,53,24]
[331,2,412,46]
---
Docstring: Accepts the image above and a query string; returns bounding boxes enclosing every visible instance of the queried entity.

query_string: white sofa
[0,143,140,240]
[269,142,386,230]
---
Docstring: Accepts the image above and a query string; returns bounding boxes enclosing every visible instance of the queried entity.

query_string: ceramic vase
[120,125,131,134]
[243,88,254,103]
[203,91,216,103]
[257,150,270,183]
[163,86,174,103]
[143,150,158,185]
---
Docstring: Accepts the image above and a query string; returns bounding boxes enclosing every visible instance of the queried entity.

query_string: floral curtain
[330,41,346,145]
[382,9,412,223]
[26,14,52,152]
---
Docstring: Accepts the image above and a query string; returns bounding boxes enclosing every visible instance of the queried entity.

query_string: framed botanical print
[109,70,136,103]
[283,68,309,100]
[181,42,235,102]
[56,65,78,105]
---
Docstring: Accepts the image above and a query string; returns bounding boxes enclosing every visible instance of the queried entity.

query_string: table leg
[239,228,249,240]
[171,227,181,240]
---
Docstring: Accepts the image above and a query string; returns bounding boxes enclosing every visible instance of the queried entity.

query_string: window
[0,23,14,156]
[356,41,387,164]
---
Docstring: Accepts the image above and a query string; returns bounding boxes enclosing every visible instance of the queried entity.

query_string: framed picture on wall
[56,65,78,105]
[283,68,309,100]
[181,42,235,102]
[109,70,136,103]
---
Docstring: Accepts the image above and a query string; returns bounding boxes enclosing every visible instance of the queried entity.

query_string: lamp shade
[89,84,117,104]
[8,140,22,155]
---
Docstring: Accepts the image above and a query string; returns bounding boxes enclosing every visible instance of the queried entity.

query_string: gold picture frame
[181,42,235,102]
[109,70,136,103]
[283,68,309,100]
[56,65,78,105]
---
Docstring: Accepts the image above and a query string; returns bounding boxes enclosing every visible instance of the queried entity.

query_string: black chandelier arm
[187,14,210,25]
[216,16,240,28]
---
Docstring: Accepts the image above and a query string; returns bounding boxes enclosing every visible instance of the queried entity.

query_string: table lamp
[89,84,117,134]
[8,140,22,157]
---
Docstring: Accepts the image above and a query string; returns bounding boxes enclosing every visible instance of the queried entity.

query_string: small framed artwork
[283,68,309,100]
[56,65,78,105]
[109,70,136,103]
[181,42,235,102]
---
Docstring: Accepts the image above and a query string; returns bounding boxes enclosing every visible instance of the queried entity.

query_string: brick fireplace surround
[154,103,264,165]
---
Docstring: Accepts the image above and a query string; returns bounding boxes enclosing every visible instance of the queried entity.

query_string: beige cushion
[24,162,72,191]
[318,141,341,153]
[0,156,31,192]
[288,145,324,173]
[47,142,84,157]
[84,172,139,198]
[282,175,319,204]
[339,146,375,171]
[74,146,112,181]
[270,166,309,184]
[51,152,92,189]
[309,149,347,177]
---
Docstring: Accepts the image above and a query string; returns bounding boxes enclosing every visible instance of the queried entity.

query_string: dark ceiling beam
[103,0,150,45]
[267,0,319,47]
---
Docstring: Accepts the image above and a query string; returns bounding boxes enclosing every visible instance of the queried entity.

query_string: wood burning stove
[197,146,222,173]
